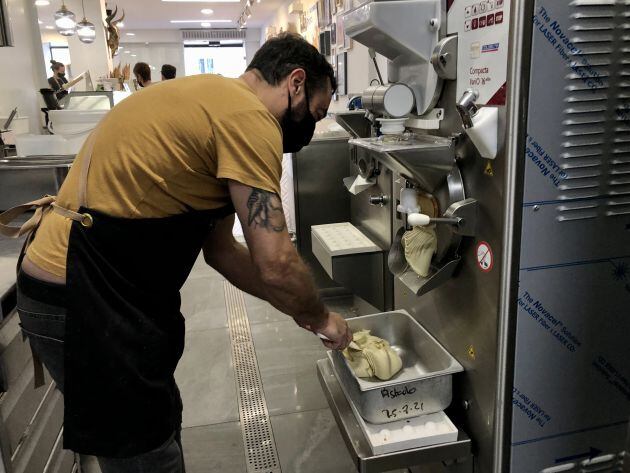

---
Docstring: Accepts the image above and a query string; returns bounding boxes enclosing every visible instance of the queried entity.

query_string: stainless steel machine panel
[292,137,351,290]
[390,73,507,473]
[350,160,395,310]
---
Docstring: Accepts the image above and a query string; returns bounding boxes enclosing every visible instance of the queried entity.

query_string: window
[184,43,246,78]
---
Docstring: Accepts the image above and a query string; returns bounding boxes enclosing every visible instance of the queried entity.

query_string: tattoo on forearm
[246,188,287,233]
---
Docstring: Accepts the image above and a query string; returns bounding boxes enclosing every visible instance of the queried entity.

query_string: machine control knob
[369,195,389,206]
[456,89,480,129]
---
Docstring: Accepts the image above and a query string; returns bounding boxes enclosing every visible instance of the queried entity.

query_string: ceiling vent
[181,29,246,41]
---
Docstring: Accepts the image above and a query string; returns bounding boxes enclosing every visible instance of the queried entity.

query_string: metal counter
[316,358,471,473]
[0,155,73,211]
[0,237,24,321]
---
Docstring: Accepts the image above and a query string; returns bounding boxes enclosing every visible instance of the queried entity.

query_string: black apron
[0,131,234,457]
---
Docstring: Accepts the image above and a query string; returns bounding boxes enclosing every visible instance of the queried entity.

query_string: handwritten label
[381,386,417,399]
[518,290,582,353]
[382,401,424,420]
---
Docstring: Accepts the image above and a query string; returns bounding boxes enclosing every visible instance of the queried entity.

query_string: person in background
[161,64,176,81]
[133,62,152,88]
[48,60,69,100]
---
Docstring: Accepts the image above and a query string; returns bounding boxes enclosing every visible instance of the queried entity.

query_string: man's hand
[300,312,352,351]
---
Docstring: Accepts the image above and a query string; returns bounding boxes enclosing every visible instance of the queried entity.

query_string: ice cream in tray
[329,310,463,425]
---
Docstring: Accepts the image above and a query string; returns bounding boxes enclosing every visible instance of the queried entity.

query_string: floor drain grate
[224,282,282,473]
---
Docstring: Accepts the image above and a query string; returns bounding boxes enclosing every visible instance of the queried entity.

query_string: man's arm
[202,213,269,301]
[214,180,351,350]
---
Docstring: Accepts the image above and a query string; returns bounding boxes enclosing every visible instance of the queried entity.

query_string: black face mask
[58,72,66,78]
[281,88,316,153]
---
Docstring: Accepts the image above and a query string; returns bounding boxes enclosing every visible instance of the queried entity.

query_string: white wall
[244,28,261,65]
[0,0,47,133]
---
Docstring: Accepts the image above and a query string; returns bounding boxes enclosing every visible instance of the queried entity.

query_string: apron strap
[0,196,57,238]
[77,130,98,209]
[52,202,94,227]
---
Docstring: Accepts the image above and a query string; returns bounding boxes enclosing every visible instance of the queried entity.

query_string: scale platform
[317,358,471,473]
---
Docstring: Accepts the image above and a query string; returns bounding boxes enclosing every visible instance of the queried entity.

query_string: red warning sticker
[476,241,494,272]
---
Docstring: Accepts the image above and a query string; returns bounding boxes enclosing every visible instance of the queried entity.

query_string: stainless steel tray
[330,310,463,424]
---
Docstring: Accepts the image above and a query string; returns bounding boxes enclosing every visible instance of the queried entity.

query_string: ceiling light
[124,50,131,53]
[77,19,95,43]
[77,0,95,44]
[201,8,213,14]
[55,2,77,36]
[126,32,135,36]
[118,21,124,28]
[201,22,211,27]
[35,0,50,6]
[131,54,137,57]
[45,25,54,29]
[169,19,230,23]
[38,19,43,24]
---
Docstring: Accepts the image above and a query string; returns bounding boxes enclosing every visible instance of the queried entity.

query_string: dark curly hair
[161,64,176,80]
[247,33,337,95]
[133,62,151,83]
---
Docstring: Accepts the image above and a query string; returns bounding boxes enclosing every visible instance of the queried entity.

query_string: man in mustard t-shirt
[15,33,350,472]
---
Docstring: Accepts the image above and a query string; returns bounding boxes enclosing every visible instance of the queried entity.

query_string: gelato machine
[308,0,630,471]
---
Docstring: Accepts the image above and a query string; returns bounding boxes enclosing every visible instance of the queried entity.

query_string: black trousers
[16,270,186,473]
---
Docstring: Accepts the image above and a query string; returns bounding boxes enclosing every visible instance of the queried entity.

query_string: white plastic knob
[407,213,431,227]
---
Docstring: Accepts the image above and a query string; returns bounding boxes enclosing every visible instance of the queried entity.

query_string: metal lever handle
[408,213,461,227]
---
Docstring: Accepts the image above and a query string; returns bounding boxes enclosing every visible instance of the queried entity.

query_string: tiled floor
[82,257,405,473]
[176,260,367,472]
